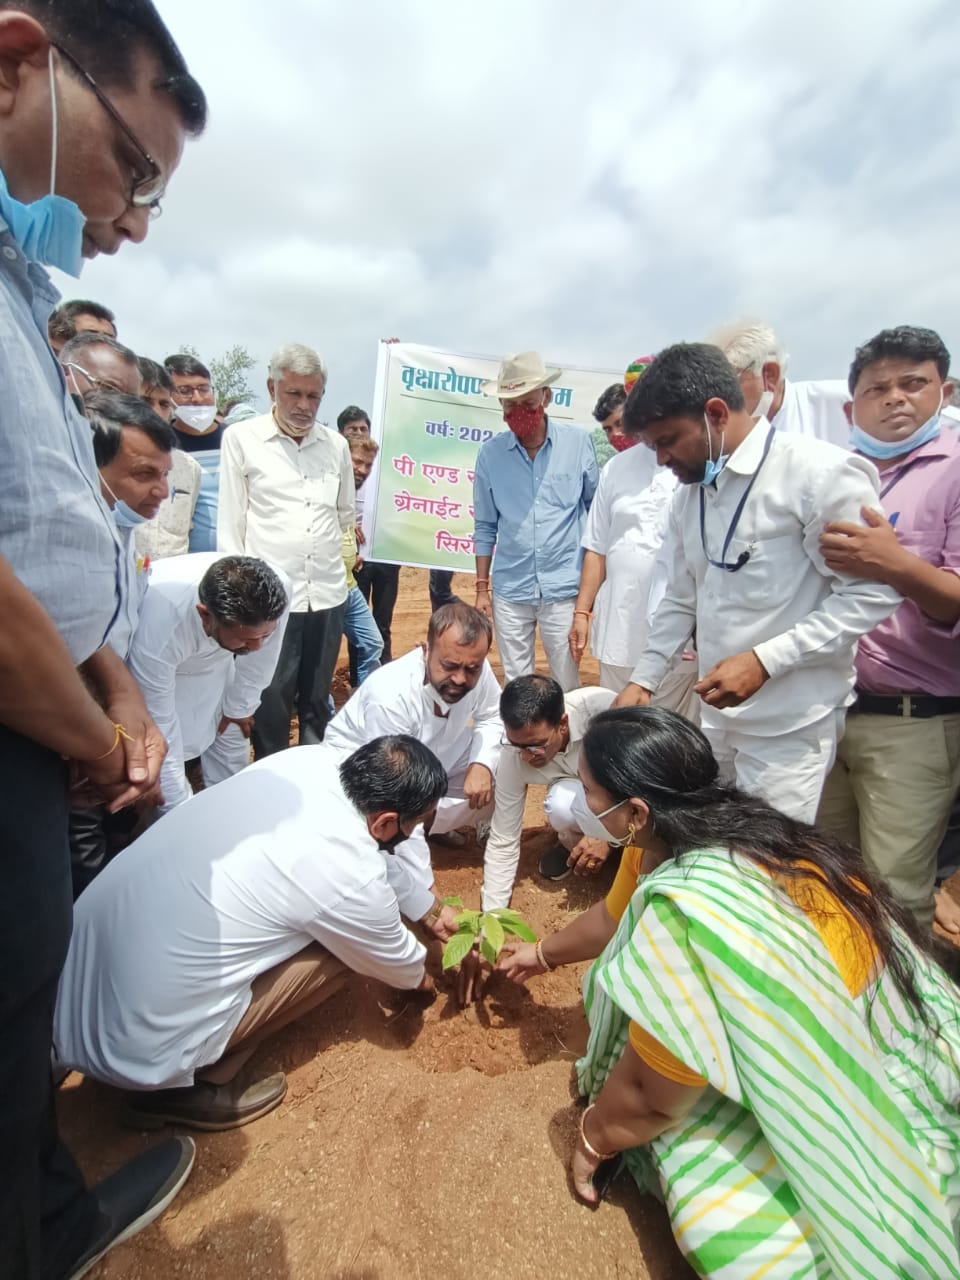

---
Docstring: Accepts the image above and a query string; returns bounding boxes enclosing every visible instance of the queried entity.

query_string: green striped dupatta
[576,847,960,1279]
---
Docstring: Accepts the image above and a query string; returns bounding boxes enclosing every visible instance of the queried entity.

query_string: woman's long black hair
[582,706,957,1029]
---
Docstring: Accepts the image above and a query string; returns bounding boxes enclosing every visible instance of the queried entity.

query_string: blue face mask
[100,474,149,528]
[850,393,943,461]
[0,49,85,277]
[112,499,149,529]
[700,413,728,486]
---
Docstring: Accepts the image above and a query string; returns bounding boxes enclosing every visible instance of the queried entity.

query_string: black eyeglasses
[53,43,166,217]
[499,733,550,758]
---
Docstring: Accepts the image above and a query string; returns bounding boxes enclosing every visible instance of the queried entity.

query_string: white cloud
[54,0,960,409]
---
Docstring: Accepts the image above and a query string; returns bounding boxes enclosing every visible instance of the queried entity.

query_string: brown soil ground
[57,569,960,1279]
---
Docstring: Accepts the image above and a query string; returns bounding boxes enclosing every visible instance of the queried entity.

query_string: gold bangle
[535,939,556,971]
[579,1104,616,1161]
[91,722,134,762]
[573,610,592,619]
[475,579,491,589]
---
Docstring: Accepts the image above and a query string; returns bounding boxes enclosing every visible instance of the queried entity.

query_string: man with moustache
[0,2,208,1270]
[817,326,960,929]
[218,342,354,753]
[473,351,598,690]
[326,602,502,906]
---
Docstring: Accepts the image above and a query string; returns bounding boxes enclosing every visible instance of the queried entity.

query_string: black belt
[853,691,960,719]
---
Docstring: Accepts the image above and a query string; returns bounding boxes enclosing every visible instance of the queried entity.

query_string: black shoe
[538,844,572,881]
[66,1137,195,1279]
[122,1071,287,1132]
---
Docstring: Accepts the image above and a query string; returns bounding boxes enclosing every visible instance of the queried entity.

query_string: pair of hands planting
[432,899,552,1005]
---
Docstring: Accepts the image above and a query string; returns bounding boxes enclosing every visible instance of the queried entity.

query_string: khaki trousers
[199,943,349,1085]
[817,711,960,928]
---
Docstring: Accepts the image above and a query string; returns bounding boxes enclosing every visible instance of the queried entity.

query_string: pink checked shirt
[855,426,960,696]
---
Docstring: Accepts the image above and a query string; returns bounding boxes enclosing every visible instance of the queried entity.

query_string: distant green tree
[175,342,258,412]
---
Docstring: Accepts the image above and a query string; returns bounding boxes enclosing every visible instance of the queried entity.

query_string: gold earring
[625,822,636,847]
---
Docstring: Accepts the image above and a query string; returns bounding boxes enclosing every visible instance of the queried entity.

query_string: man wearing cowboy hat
[473,351,598,690]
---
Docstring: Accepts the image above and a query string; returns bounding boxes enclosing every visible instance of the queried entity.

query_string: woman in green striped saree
[548,706,959,1278]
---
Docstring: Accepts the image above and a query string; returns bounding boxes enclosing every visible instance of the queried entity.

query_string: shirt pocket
[724,533,798,608]
[539,471,580,508]
[304,470,340,507]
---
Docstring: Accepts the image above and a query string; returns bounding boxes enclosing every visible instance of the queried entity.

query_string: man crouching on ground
[54,736,452,1130]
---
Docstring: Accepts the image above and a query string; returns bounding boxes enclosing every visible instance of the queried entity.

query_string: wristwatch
[423,898,444,930]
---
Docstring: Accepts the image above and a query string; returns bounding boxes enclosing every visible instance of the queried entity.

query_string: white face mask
[175,403,218,433]
[572,789,634,846]
[751,388,774,419]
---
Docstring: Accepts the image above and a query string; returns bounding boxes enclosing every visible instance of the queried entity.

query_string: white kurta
[53,747,428,1090]
[581,446,678,668]
[217,413,354,612]
[482,686,614,910]
[325,647,503,909]
[630,421,901,736]
[772,379,851,449]
[127,552,290,812]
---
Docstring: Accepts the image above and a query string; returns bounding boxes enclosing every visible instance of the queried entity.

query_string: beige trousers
[817,711,960,928]
[199,943,349,1084]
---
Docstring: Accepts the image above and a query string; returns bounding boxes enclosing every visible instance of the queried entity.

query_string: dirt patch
[59,569,957,1279]
[57,570,696,1279]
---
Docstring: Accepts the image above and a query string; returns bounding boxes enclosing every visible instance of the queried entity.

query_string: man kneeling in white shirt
[128,552,289,814]
[615,343,900,821]
[483,676,615,908]
[54,737,452,1131]
[325,602,501,893]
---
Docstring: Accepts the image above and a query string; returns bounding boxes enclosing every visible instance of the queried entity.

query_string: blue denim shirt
[0,222,122,663]
[473,419,598,603]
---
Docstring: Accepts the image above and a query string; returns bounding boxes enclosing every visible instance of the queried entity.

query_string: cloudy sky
[53,0,960,415]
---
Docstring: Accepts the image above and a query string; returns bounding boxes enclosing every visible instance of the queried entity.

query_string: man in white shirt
[615,343,900,821]
[128,553,289,813]
[326,603,500,894]
[709,320,852,449]
[54,737,450,1130]
[483,676,615,908]
[569,435,680,684]
[218,343,354,754]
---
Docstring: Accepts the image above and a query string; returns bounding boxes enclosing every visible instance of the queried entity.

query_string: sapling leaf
[442,931,476,970]
[501,919,537,942]
[495,909,523,922]
[480,936,498,966]
[442,896,464,909]
[480,913,505,956]
[455,910,481,933]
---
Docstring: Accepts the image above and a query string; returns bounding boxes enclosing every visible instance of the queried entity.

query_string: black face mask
[377,824,407,855]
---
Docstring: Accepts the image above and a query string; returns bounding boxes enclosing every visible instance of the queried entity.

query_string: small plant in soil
[440,897,537,969]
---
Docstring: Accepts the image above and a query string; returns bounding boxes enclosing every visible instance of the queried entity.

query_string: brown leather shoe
[121,1071,287,1132]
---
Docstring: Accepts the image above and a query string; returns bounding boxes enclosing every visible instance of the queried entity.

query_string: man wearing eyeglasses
[482,675,615,909]
[60,330,140,400]
[164,352,221,552]
[614,344,901,822]
[0,4,207,1276]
